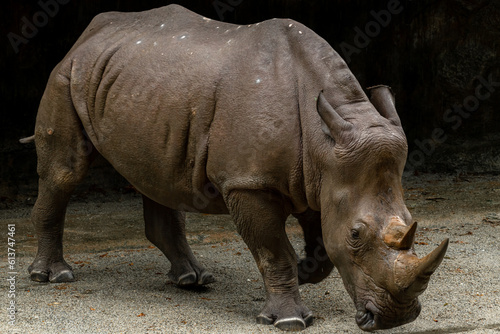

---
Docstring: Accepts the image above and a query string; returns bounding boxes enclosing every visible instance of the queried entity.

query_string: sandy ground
[1,173,499,333]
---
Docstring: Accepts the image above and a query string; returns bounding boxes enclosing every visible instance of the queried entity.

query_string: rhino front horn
[394,238,449,300]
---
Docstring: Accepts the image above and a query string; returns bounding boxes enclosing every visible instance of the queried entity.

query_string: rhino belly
[95,120,227,214]
[80,66,227,213]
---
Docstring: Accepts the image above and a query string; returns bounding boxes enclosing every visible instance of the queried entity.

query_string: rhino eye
[348,223,366,249]
[348,227,363,251]
[350,222,366,241]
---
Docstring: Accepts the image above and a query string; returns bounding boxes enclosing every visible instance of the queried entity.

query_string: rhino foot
[168,265,215,287]
[28,260,75,283]
[256,296,313,331]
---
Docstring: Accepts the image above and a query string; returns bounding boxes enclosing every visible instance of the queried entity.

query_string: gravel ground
[1,173,499,333]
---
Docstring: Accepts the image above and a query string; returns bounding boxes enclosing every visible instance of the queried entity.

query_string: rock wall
[1,0,499,197]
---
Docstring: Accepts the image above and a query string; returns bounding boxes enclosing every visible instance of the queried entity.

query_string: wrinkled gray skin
[26,5,448,332]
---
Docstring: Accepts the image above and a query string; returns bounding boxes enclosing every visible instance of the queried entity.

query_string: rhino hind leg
[294,210,334,285]
[226,190,313,331]
[29,90,94,283]
[29,178,77,283]
[142,195,215,287]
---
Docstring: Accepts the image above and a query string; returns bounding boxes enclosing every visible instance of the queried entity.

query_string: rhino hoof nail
[274,317,307,331]
[176,273,198,286]
[30,271,49,283]
[303,314,314,327]
[256,314,274,325]
[49,269,75,283]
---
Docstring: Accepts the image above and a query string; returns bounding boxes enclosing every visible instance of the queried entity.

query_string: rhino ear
[317,91,353,143]
[367,85,402,127]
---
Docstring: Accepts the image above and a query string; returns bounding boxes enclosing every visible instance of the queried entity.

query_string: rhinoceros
[22,4,448,331]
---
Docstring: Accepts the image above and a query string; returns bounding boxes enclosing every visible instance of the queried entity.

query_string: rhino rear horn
[367,85,402,127]
[317,92,353,143]
[383,217,417,250]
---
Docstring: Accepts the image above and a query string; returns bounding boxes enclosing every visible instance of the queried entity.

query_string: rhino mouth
[356,309,377,331]
[355,302,379,331]
[355,300,421,332]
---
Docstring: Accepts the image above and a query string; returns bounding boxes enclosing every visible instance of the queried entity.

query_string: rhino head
[316,86,448,331]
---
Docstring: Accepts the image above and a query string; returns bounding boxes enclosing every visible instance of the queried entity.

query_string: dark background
[1,0,499,199]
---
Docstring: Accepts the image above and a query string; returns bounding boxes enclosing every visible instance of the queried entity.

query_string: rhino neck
[293,33,368,211]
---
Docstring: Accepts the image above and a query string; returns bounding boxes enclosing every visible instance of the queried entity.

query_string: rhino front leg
[142,195,215,287]
[293,209,334,284]
[226,190,313,331]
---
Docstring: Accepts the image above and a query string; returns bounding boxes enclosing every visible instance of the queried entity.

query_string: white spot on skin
[225,29,230,33]
[160,23,165,28]
[216,26,220,29]
[299,31,303,34]
[203,17,211,21]
[153,41,157,46]
[180,35,186,39]
[256,79,261,84]
[289,23,293,27]
[227,39,232,44]
[237,26,241,29]
[136,40,142,44]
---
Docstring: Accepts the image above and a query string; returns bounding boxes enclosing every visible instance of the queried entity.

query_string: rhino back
[61,5,233,211]
[54,5,365,212]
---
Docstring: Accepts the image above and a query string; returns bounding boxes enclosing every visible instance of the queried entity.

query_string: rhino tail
[19,135,35,144]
